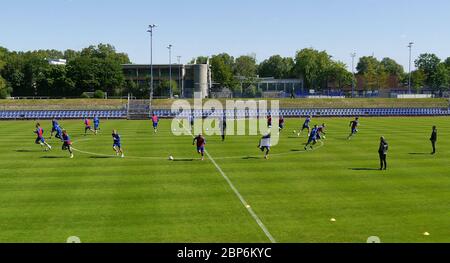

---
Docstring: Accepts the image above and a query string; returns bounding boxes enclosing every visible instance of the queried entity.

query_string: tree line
[0,44,130,99]
[1,44,450,99]
[192,49,450,96]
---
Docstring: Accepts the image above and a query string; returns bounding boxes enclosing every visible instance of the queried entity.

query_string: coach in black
[430,126,437,154]
[378,136,388,170]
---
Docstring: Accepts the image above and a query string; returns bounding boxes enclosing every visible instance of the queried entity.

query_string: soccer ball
[168,156,174,161]
[293,130,296,134]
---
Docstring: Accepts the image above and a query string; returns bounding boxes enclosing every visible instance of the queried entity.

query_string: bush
[80,92,90,98]
[94,90,105,99]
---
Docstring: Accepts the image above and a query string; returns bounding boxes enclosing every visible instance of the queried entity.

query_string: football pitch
[0,117,449,243]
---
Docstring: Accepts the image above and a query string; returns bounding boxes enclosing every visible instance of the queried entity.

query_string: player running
[112,130,124,158]
[317,123,326,140]
[152,113,159,133]
[84,118,95,135]
[267,115,272,128]
[50,117,59,138]
[54,123,63,141]
[279,116,285,131]
[347,117,360,140]
[93,116,100,135]
[193,133,206,161]
[61,130,74,159]
[34,123,52,151]
[300,115,312,136]
[258,133,271,159]
[304,125,319,150]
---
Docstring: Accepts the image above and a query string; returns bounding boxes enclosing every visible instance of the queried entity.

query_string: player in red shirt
[193,133,206,161]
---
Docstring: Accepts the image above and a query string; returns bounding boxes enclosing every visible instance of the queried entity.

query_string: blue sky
[1,0,450,70]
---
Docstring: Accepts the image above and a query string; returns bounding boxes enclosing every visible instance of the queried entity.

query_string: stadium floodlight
[147,24,157,106]
[351,52,357,98]
[408,42,414,94]
[177,56,182,98]
[167,44,173,98]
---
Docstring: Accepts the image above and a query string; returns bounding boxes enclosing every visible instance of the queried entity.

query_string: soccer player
[258,133,271,159]
[50,117,59,138]
[317,123,326,140]
[34,123,52,151]
[378,136,388,170]
[347,117,359,140]
[54,124,63,141]
[84,118,95,135]
[61,130,74,159]
[304,125,318,150]
[430,126,437,154]
[279,116,285,131]
[112,130,124,158]
[189,114,195,129]
[193,133,206,161]
[220,115,227,141]
[152,113,159,133]
[93,116,100,135]
[267,115,272,128]
[300,115,312,136]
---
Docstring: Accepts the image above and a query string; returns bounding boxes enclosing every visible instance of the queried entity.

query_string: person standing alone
[378,136,388,170]
[430,126,437,155]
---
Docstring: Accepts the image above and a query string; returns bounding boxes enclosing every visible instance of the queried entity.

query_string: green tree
[327,61,354,89]
[210,53,238,92]
[410,69,426,92]
[380,57,404,77]
[258,55,294,79]
[429,63,449,94]
[415,53,441,86]
[292,48,332,90]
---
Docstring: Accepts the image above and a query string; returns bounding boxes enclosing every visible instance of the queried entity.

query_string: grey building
[122,64,211,98]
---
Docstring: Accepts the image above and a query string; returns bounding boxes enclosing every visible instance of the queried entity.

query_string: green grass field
[0,117,449,243]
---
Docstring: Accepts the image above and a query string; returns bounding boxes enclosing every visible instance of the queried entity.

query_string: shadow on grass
[89,156,114,159]
[408,152,429,155]
[242,156,260,160]
[290,149,302,152]
[40,156,65,159]
[349,168,380,171]
[15,149,40,153]
[173,159,194,162]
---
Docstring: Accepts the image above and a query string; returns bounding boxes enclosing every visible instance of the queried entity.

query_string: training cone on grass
[423,232,430,236]
[330,218,336,222]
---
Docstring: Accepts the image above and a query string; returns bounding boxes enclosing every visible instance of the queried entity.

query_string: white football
[168,156,174,161]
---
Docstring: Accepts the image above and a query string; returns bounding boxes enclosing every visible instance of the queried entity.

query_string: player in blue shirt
[34,123,52,151]
[93,116,100,135]
[112,130,124,158]
[347,117,360,140]
[304,125,319,150]
[61,130,74,159]
[300,115,312,136]
[50,117,59,138]
[54,124,63,141]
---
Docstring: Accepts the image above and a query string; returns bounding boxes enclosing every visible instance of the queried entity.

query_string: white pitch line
[178,120,277,243]
[205,149,277,243]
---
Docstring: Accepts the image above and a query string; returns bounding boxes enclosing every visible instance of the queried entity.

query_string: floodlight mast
[408,42,414,94]
[351,52,356,98]
[147,24,157,110]
[167,44,173,98]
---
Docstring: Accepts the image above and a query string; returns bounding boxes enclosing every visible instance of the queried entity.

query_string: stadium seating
[0,108,449,120]
[0,110,127,120]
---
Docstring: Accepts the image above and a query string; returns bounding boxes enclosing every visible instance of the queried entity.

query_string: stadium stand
[1,108,449,120]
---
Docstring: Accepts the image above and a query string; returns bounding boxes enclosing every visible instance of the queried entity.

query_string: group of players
[34,111,362,161]
[33,115,125,158]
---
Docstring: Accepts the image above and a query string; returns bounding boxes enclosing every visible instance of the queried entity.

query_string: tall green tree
[415,53,441,86]
[429,63,449,94]
[292,48,332,90]
[210,53,238,91]
[258,55,294,79]
[380,57,404,77]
